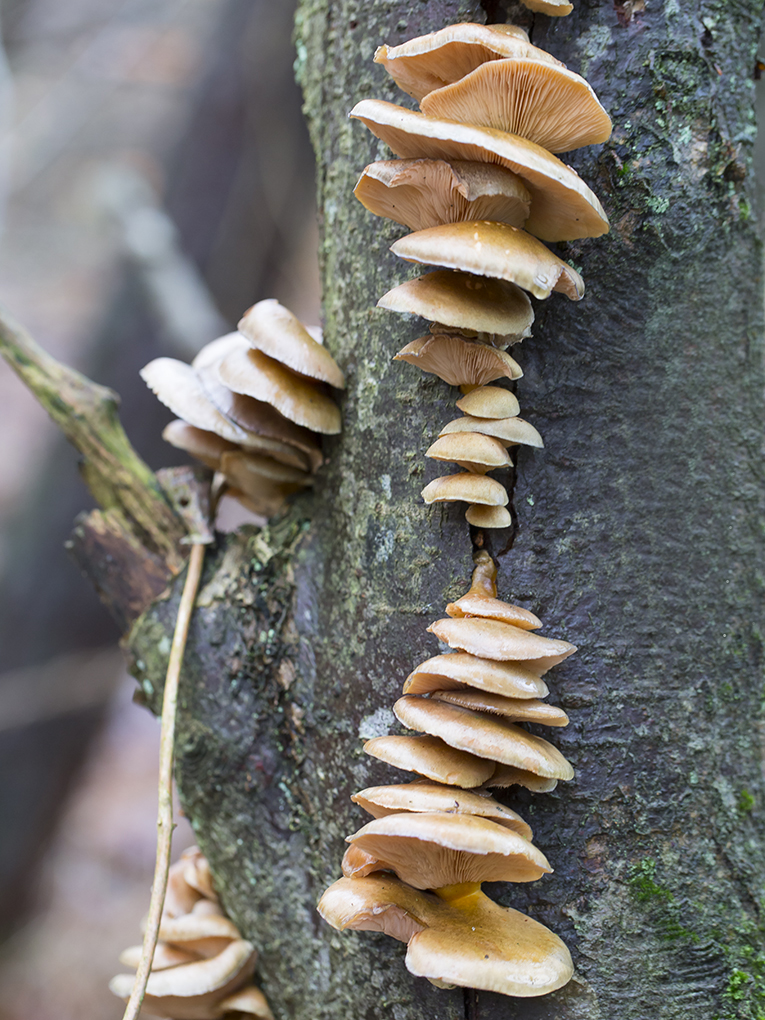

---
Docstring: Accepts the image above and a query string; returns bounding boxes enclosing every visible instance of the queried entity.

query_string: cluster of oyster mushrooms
[349,21,609,527]
[141,299,344,518]
[319,17,611,999]
[110,847,273,1019]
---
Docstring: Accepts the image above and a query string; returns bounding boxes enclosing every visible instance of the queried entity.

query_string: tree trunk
[119,1,765,1018]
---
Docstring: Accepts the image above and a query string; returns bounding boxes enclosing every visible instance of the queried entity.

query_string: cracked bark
[29,1,765,1019]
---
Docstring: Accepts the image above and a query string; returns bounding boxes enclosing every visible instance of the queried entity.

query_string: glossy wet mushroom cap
[422,473,508,507]
[465,504,513,529]
[445,591,541,630]
[432,690,569,726]
[426,432,512,474]
[521,0,573,15]
[364,734,495,788]
[428,616,575,663]
[404,652,549,699]
[394,335,524,387]
[456,386,520,419]
[440,414,543,448]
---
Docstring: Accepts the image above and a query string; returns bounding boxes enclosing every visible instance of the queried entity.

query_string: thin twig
[122,542,206,1020]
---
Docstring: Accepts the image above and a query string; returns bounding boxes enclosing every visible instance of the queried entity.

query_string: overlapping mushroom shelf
[140,299,344,518]
[110,847,273,1020]
[350,21,609,528]
[319,552,576,995]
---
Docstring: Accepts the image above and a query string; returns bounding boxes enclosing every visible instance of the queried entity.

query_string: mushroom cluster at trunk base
[319,552,575,996]
[110,847,273,1019]
[140,299,344,519]
[350,20,609,527]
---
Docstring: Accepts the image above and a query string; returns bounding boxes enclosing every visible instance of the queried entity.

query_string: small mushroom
[428,616,575,663]
[445,594,541,630]
[404,652,549,699]
[432,691,569,726]
[440,414,544,447]
[422,473,508,507]
[216,987,275,1019]
[391,222,584,301]
[162,421,238,471]
[456,386,520,419]
[520,0,573,15]
[141,358,248,445]
[364,734,495,788]
[350,99,609,242]
[425,432,512,474]
[394,335,523,387]
[465,504,513,529]
[355,158,531,231]
[486,764,559,793]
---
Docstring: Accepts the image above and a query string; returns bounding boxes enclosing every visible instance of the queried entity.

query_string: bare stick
[122,541,206,1020]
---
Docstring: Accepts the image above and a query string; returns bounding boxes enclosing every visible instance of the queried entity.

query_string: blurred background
[0,0,317,1016]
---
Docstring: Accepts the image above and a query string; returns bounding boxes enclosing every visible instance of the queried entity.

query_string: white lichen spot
[358,706,395,740]
[381,474,392,499]
[374,528,396,564]
[158,635,171,656]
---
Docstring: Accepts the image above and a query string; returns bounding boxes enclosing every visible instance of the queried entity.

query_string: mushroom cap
[162,421,238,471]
[219,450,312,489]
[355,158,531,232]
[394,334,524,386]
[364,734,494,788]
[485,764,558,793]
[440,414,543,447]
[216,986,274,1019]
[394,696,574,780]
[428,616,575,663]
[521,0,573,15]
[432,691,569,727]
[347,812,551,889]
[238,299,345,389]
[141,358,249,445]
[373,23,562,102]
[318,875,574,997]
[420,59,611,153]
[351,780,532,839]
[350,100,609,242]
[381,271,533,344]
[404,652,549,698]
[109,939,257,1020]
[456,386,520,419]
[391,222,584,301]
[445,592,541,630]
[422,473,508,506]
[426,433,512,473]
[119,942,198,971]
[465,504,513,529]
[342,843,384,879]
[217,345,341,434]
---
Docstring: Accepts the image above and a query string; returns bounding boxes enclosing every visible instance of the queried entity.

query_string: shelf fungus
[110,847,273,1020]
[319,554,575,995]
[141,299,343,520]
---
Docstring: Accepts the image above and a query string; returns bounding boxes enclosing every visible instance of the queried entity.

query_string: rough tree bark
[14,0,765,1018]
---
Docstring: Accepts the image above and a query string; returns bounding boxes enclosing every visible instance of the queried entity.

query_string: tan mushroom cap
[162,421,238,471]
[394,334,523,387]
[110,939,256,1020]
[216,986,274,1019]
[156,913,240,958]
[238,299,345,389]
[422,473,508,507]
[521,0,573,15]
[404,652,549,699]
[445,591,541,630]
[141,358,249,445]
[220,450,312,489]
[382,270,533,345]
[364,734,494,788]
[119,942,197,971]
[428,616,575,664]
[440,414,543,447]
[391,222,584,301]
[485,764,558,793]
[342,843,383,879]
[351,780,532,839]
[217,345,341,434]
[432,691,569,727]
[350,100,609,242]
[465,504,513,529]
[374,23,562,102]
[456,386,520,419]
[394,696,574,780]
[426,433,512,474]
[347,812,551,889]
[355,158,531,232]
[318,875,574,997]
[420,59,611,153]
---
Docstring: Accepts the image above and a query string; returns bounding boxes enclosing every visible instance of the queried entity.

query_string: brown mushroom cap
[216,986,274,1019]
[364,734,494,788]
[428,616,575,663]
[394,696,574,780]
[351,780,532,839]
[422,473,508,506]
[374,23,562,102]
[432,691,569,727]
[347,812,551,889]
[404,652,549,698]
[465,504,513,529]
[219,450,312,490]
[426,433,512,474]
[141,358,249,445]
[521,0,573,15]
[350,100,609,242]
[238,299,345,389]
[355,158,531,232]
[217,345,341,434]
[382,270,533,345]
[485,764,558,792]
[420,59,611,153]
[318,875,574,997]
[445,592,541,629]
[162,421,238,471]
[394,334,524,387]
[456,386,520,419]
[391,222,584,301]
[440,414,543,447]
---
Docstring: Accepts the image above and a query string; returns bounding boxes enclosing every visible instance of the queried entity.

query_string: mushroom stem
[433,882,483,908]
[122,542,206,1020]
[470,549,497,598]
